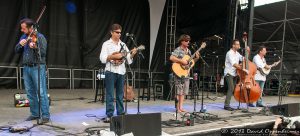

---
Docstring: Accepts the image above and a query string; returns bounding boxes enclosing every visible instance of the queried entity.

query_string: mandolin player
[99,24,137,122]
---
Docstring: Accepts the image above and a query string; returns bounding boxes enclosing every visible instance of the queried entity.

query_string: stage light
[65,0,77,14]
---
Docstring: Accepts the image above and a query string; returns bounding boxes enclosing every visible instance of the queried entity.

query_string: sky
[254,0,284,7]
[239,0,284,9]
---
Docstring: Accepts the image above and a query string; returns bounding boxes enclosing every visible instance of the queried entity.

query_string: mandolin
[110,45,145,66]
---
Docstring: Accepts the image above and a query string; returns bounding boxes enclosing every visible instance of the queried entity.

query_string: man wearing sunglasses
[99,24,137,122]
[170,34,200,113]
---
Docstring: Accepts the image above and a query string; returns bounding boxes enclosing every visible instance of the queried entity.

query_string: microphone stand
[193,56,218,120]
[199,56,209,113]
[10,6,65,133]
[31,23,65,130]
[123,53,134,114]
[128,35,144,114]
[206,56,217,101]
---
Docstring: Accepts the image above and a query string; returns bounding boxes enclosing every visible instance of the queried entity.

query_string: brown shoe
[42,118,50,123]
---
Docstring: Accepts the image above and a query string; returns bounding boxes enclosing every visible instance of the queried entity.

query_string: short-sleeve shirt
[171,46,191,95]
[253,54,266,81]
[171,47,191,59]
[224,49,243,76]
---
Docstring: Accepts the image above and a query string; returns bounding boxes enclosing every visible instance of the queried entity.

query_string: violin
[233,32,261,104]
[25,6,46,48]
[26,29,38,48]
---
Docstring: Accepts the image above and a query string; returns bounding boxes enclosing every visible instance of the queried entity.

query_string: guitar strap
[180,47,191,57]
[119,43,124,53]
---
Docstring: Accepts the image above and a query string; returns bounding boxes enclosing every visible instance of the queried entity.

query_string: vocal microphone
[190,42,197,50]
[126,33,134,37]
[214,35,222,40]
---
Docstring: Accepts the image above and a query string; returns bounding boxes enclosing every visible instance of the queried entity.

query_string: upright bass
[233,33,261,104]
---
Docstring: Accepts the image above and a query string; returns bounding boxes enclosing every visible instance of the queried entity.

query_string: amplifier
[110,113,161,136]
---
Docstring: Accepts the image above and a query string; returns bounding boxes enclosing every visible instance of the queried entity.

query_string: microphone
[126,33,134,37]
[214,35,222,40]
[190,42,197,49]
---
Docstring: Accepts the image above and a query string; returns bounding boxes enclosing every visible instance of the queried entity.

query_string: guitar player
[249,46,270,107]
[170,34,200,112]
[99,24,137,122]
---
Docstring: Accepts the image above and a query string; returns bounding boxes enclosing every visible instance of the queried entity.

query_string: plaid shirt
[15,33,47,65]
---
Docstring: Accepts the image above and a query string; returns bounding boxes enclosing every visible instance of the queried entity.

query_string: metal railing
[0,66,19,89]
[0,65,164,90]
[151,72,164,86]
[48,68,71,89]
[72,69,94,89]
[19,67,23,89]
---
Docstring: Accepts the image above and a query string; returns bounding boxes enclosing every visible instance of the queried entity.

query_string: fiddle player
[15,18,50,123]
[223,39,250,111]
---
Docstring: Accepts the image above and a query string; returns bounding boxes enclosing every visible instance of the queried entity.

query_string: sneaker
[102,117,111,123]
[224,106,235,111]
[248,103,255,107]
[42,118,50,123]
[25,116,39,121]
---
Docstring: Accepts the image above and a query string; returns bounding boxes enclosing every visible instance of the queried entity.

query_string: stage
[0,89,299,136]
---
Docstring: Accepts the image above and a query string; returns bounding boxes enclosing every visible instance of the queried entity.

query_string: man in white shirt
[250,46,270,107]
[223,39,249,111]
[99,24,137,122]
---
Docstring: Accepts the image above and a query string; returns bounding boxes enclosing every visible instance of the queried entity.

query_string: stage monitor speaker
[271,103,300,117]
[110,113,161,136]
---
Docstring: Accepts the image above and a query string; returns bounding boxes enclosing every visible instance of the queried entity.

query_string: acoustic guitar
[124,85,135,101]
[172,42,206,78]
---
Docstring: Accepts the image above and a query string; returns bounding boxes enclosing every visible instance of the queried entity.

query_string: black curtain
[151,0,230,72]
[0,0,150,88]
[150,0,230,99]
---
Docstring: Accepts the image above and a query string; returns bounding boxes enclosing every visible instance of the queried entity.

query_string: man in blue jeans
[100,24,137,122]
[15,18,50,123]
[249,46,271,107]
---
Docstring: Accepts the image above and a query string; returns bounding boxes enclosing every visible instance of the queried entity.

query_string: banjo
[258,60,281,76]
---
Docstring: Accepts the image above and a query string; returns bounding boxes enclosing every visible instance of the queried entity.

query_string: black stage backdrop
[0,0,150,88]
[151,0,230,72]
[0,0,230,88]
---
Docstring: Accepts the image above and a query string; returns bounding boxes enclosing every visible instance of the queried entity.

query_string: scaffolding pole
[278,0,288,105]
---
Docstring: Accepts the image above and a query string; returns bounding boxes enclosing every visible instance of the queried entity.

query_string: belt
[23,63,38,67]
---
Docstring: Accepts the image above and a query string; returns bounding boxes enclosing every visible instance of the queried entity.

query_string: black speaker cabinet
[271,103,300,117]
[110,113,161,136]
